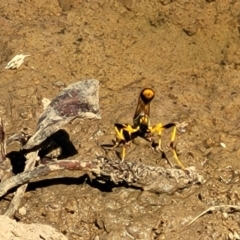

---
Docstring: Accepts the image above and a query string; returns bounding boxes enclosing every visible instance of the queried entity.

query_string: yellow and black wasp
[104,88,185,169]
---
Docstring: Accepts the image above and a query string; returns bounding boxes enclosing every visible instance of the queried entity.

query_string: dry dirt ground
[0,215,68,240]
[1,0,240,239]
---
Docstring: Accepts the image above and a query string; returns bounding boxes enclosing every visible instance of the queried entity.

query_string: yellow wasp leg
[121,146,126,162]
[169,124,185,170]
[114,126,124,140]
[152,123,173,167]
[151,123,164,151]
[120,125,139,161]
[113,124,139,161]
[112,126,126,161]
[123,124,139,133]
[152,123,185,169]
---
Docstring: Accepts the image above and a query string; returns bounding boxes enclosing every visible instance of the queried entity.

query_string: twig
[0,157,202,198]
[4,151,38,217]
[185,205,240,228]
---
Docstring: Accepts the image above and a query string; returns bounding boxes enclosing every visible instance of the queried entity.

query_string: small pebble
[18,206,27,215]
[33,78,40,85]
[220,142,226,148]
[222,212,228,219]
[53,81,66,88]
[48,203,61,211]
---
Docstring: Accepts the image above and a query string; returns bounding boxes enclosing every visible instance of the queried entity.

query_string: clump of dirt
[1,0,240,239]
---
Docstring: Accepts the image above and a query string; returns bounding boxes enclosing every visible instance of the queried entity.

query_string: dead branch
[0,157,202,197]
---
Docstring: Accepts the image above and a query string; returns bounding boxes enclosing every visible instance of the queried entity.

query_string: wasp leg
[113,125,126,161]
[151,123,164,151]
[162,123,185,170]
[101,126,125,159]
[121,145,126,162]
[150,124,173,167]
[152,123,185,169]
[120,125,139,161]
[112,124,139,161]
[109,140,126,161]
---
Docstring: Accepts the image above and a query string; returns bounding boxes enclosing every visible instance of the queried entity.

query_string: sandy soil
[1,0,240,239]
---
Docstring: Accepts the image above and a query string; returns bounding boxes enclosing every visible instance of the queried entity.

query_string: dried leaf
[5,54,30,69]
[23,79,101,149]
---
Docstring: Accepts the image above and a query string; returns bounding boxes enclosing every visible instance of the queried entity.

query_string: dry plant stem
[0,157,202,198]
[4,152,38,217]
[186,205,240,228]
[0,159,95,197]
